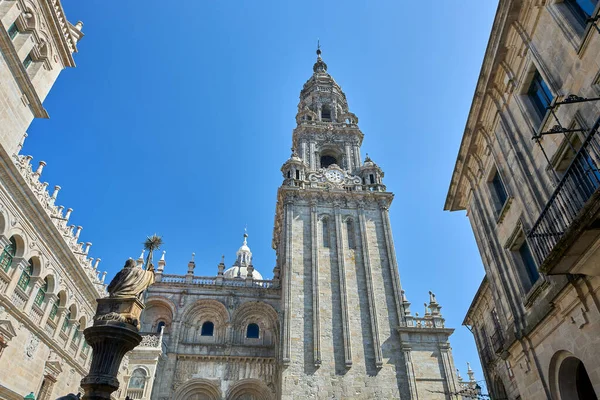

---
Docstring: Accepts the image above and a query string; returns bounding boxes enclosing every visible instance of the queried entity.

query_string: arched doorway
[557,356,597,400]
[493,377,508,400]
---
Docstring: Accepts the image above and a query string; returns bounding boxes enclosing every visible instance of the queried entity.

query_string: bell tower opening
[321,105,332,121]
[320,155,337,168]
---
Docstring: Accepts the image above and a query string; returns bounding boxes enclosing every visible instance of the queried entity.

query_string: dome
[223,266,263,280]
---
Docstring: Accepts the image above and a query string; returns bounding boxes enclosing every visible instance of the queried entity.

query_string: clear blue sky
[28,0,498,389]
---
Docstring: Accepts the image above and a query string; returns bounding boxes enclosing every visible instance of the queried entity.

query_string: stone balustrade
[159,274,277,289]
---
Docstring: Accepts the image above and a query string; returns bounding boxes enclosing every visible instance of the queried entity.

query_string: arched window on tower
[127,368,147,399]
[321,105,332,121]
[321,155,337,168]
[156,321,166,333]
[17,259,33,291]
[246,323,260,339]
[201,321,214,336]
[0,237,16,272]
[322,218,330,248]
[347,219,356,249]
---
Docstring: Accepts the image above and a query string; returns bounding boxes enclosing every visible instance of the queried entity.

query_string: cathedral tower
[273,49,460,399]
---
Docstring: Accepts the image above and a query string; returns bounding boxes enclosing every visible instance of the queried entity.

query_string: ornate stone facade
[0,1,107,398]
[125,51,463,400]
[446,1,600,399]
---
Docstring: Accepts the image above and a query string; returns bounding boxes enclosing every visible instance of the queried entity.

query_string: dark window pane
[157,321,166,332]
[567,0,597,24]
[23,54,33,69]
[519,241,539,286]
[201,321,214,336]
[7,23,18,40]
[321,155,337,168]
[246,323,259,338]
[528,71,553,118]
[492,171,508,207]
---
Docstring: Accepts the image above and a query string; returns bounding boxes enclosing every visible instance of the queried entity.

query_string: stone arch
[226,379,274,400]
[78,315,88,330]
[7,233,26,258]
[174,378,221,400]
[67,303,78,321]
[142,297,175,333]
[41,273,57,294]
[57,289,68,307]
[181,299,229,343]
[27,255,43,277]
[231,301,278,345]
[492,376,508,400]
[549,350,598,400]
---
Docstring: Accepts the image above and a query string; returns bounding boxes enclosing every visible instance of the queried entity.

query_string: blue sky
[28,0,498,389]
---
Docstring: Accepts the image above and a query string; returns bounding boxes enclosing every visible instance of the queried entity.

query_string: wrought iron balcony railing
[528,111,600,272]
[479,344,494,366]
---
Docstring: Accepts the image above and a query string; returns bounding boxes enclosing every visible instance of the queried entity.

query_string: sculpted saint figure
[107,259,155,298]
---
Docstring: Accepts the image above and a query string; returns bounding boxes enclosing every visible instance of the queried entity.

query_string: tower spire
[313,41,327,73]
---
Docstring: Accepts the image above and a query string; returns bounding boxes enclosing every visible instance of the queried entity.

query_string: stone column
[23,276,44,313]
[310,200,322,366]
[358,205,383,367]
[379,203,405,324]
[439,342,460,397]
[334,204,352,368]
[81,297,144,400]
[53,308,68,339]
[75,327,86,359]
[40,293,58,326]
[402,344,418,398]
[282,198,293,365]
[4,258,29,296]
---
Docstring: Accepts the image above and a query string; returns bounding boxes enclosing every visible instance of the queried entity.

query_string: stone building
[445,0,600,399]
[123,50,464,400]
[0,0,106,398]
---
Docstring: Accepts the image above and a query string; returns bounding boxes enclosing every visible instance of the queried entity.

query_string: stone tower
[273,49,461,399]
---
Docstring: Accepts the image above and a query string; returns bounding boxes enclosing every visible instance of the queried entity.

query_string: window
[17,260,33,291]
[7,23,18,40]
[156,321,166,333]
[62,311,71,332]
[0,237,16,272]
[369,174,375,184]
[321,105,331,121]
[320,155,337,168]
[295,170,300,180]
[346,219,356,249]
[23,53,33,69]
[565,0,597,25]
[72,327,80,342]
[518,240,540,290]
[49,301,58,320]
[128,368,147,391]
[490,169,509,214]
[246,323,259,338]
[322,218,330,248]
[287,171,291,179]
[528,70,553,119]
[34,278,48,306]
[200,321,214,336]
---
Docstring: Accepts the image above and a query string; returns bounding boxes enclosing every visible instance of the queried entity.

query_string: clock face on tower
[325,169,344,184]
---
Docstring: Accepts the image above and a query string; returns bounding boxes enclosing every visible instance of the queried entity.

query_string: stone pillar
[282,198,293,366]
[4,258,29,296]
[333,204,352,368]
[379,203,405,324]
[40,293,58,326]
[358,205,383,367]
[402,344,418,398]
[23,276,44,313]
[309,200,321,366]
[53,308,68,339]
[81,298,144,400]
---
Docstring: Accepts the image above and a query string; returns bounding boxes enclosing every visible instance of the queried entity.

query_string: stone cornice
[39,0,78,67]
[444,0,517,212]
[292,122,364,146]
[176,354,276,363]
[0,148,100,308]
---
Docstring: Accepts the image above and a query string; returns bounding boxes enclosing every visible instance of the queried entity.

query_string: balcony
[528,113,600,275]
[491,329,505,354]
[479,345,494,366]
